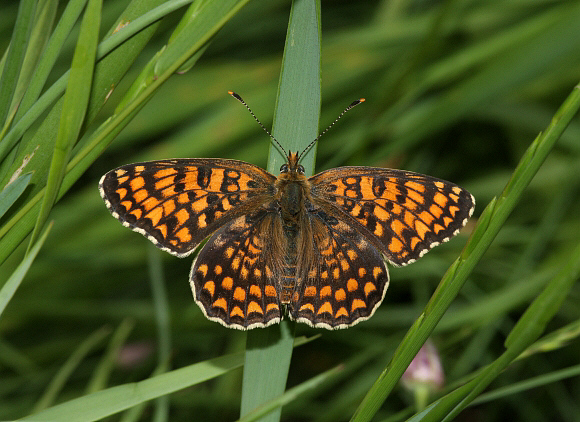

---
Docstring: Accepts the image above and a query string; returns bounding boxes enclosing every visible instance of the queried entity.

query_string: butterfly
[99,92,475,330]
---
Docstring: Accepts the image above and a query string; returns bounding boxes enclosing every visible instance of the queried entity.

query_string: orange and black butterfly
[99,92,474,330]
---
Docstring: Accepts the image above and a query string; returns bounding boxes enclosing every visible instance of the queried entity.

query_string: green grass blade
[471,363,580,407]
[85,318,135,394]
[28,0,101,248]
[441,241,580,420]
[0,0,36,127]
[241,321,296,421]
[350,83,580,422]
[0,0,190,166]
[517,318,580,360]
[0,172,32,219]
[240,1,321,421]
[0,0,169,230]
[268,0,321,174]
[238,364,343,422]
[13,0,87,126]
[8,0,59,128]
[412,240,580,422]
[147,245,172,421]
[0,222,51,319]
[24,352,245,421]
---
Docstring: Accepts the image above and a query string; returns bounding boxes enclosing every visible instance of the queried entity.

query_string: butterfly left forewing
[309,167,475,266]
[99,158,276,257]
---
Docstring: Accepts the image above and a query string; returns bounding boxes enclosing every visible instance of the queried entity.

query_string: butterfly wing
[289,208,389,329]
[309,167,475,266]
[190,206,284,329]
[99,159,276,257]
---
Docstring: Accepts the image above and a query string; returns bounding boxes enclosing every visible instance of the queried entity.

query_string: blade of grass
[238,364,344,422]
[85,318,135,394]
[0,222,51,319]
[471,363,580,406]
[0,172,32,219]
[240,1,321,421]
[147,244,171,422]
[448,242,580,418]
[28,0,101,249]
[0,0,36,128]
[12,0,88,126]
[24,352,245,421]
[350,82,580,422]
[7,0,59,128]
[0,0,170,213]
[411,240,580,422]
[517,317,580,360]
[239,341,383,422]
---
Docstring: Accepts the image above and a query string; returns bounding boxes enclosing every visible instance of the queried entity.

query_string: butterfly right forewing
[309,167,475,266]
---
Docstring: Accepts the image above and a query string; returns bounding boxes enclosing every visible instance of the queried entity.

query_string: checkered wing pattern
[190,207,283,329]
[309,167,475,266]
[99,159,276,257]
[290,209,389,328]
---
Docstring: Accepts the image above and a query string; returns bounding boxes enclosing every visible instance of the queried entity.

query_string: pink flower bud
[401,340,445,409]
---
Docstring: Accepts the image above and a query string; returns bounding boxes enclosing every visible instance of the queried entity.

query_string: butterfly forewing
[99,159,276,257]
[309,167,475,266]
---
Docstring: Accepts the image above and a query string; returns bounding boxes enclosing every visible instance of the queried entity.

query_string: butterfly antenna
[297,98,365,162]
[228,91,288,157]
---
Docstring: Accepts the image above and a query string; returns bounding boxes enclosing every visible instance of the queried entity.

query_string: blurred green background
[1,0,580,420]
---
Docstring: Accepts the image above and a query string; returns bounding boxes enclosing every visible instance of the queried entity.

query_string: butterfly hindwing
[289,208,389,329]
[190,207,284,329]
[99,159,276,257]
[309,167,475,266]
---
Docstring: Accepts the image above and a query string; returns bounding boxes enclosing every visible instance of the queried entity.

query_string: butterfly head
[279,152,305,176]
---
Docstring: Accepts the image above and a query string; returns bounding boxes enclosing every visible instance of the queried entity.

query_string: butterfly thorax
[274,152,312,222]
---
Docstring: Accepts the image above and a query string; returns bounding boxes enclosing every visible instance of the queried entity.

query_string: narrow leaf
[28,0,101,248]
[0,172,32,219]
[24,353,245,421]
[0,0,36,127]
[240,1,321,421]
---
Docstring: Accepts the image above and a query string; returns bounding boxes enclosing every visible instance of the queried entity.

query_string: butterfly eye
[297,165,305,174]
[280,164,289,173]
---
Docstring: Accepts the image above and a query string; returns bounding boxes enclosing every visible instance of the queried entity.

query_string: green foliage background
[1,0,580,421]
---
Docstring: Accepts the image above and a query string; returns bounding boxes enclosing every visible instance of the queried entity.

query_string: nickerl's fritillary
[100,93,474,330]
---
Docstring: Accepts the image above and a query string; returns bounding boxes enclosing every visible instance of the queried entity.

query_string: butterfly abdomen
[279,220,299,304]
[275,174,312,304]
